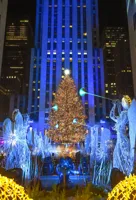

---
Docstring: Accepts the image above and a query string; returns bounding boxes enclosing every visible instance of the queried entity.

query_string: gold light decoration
[108,175,136,200]
[0,174,32,200]
[55,144,78,158]
[48,75,86,143]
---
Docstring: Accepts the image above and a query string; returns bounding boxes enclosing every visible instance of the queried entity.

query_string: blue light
[100,120,106,124]
[52,104,58,111]
[28,120,34,124]
[71,170,80,175]
[73,118,78,124]
[79,88,87,97]
[29,126,33,132]
[55,124,59,128]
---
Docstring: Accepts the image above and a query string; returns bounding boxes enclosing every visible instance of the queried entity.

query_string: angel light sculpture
[110,96,132,176]
[128,99,136,172]
[90,125,112,185]
[3,109,31,180]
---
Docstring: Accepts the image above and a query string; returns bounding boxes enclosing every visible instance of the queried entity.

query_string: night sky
[8,0,128,35]
[99,0,128,34]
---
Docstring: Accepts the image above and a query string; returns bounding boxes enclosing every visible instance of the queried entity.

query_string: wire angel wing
[128,99,136,123]
[12,109,23,131]
[2,118,13,150]
[128,99,136,171]
[3,118,12,137]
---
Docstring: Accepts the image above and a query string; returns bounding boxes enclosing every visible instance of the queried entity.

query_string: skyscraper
[102,27,133,116]
[2,18,33,95]
[28,0,105,130]
[0,0,8,76]
[0,85,10,122]
[126,0,136,96]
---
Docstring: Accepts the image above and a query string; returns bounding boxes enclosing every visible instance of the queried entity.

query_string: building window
[48,27,51,38]
[70,62,72,72]
[49,0,52,5]
[83,7,86,33]
[54,27,57,38]
[62,27,65,38]
[70,6,72,26]
[78,62,81,89]
[62,6,65,26]
[47,42,51,49]
[78,42,81,50]
[53,41,57,49]
[70,27,72,38]
[62,42,65,49]
[54,0,57,4]
[77,7,81,38]
[84,42,87,50]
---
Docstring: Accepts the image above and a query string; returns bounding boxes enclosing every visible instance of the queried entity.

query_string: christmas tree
[47,72,86,144]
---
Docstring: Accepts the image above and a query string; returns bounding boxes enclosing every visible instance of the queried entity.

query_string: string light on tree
[47,75,86,143]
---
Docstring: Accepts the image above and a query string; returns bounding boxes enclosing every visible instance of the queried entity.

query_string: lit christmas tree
[47,70,86,144]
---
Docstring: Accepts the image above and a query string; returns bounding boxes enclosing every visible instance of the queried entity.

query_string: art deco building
[126,0,136,96]
[28,0,106,130]
[102,27,133,116]
[0,0,8,76]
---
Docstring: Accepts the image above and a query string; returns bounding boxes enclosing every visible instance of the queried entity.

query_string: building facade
[9,94,27,116]
[0,0,8,76]
[0,18,33,119]
[1,19,32,95]
[102,27,133,116]
[28,0,105,130]
[126,0,136,96]
[0,85,10,122]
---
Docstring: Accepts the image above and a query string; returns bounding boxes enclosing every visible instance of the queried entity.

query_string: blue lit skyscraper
[28,0,105,130]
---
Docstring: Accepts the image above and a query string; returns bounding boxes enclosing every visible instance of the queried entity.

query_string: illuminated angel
[3,109,31,180]
[110,96,132,176]
[128,98,136,172]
